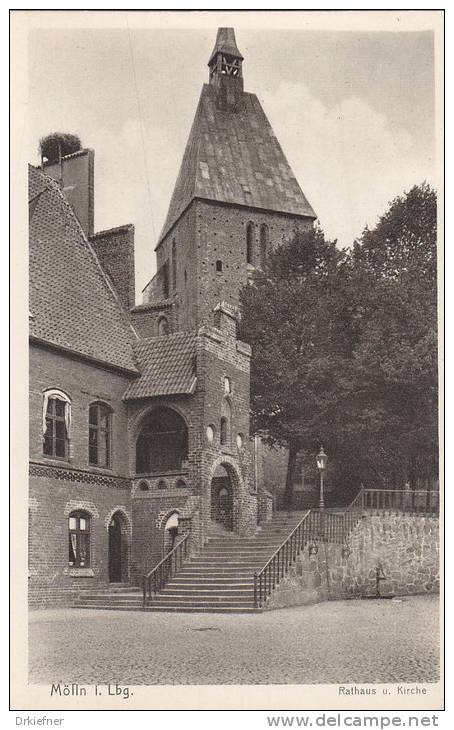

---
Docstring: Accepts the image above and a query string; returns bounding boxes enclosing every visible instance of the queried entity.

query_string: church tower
[143,27,317,332]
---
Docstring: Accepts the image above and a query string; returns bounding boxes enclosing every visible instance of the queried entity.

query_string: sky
[27,24,436,300]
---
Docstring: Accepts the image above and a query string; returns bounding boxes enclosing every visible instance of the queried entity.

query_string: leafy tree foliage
[239,184,438,505]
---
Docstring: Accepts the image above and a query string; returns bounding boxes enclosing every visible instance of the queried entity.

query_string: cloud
[261,81,435,247]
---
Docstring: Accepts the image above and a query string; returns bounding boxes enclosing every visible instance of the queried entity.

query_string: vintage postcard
[10,9,444,713]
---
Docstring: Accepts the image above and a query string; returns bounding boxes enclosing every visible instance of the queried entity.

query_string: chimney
[42,147,94,238]
[90,224,136,311]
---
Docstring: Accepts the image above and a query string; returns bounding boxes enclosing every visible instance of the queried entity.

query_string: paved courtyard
[29,594,439,685]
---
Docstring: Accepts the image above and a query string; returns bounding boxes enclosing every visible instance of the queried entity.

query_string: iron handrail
[142,533,190,609]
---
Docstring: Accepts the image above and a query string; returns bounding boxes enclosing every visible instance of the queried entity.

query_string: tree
[239,226,356,505]
[239,184,438,505]
[350,183,438,489]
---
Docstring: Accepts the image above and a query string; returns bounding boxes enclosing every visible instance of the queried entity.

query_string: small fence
[362,489,439,514]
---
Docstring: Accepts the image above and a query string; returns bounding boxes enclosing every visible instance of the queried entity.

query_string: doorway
[210,464,234,531]
[108,511,126,582]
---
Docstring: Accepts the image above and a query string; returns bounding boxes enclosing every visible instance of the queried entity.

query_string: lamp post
[316,446,328,510]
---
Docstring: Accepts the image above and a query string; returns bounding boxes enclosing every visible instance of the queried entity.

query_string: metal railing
[142,534,190,609]
[362,488,439,514]
[253,507,360,609]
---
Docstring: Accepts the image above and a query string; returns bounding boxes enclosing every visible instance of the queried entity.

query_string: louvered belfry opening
[136,407,188,474]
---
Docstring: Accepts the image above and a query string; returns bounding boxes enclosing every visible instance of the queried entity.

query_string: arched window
[157,316,169,336]
[138,481,149,492]
[260,224,269,268]
[68,511,91,568]
[157,479,168,490]
[136,407,188,474]
[88,402,112,468]
[176,478,187,489]
[162,262,169,299]
[246,222,254,265]
[43,389,71,458]
[172,239,177,290]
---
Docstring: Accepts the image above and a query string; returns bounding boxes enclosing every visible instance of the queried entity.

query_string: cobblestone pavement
[29,595,439,685]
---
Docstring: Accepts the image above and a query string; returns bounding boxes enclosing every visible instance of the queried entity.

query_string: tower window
[220,418,228,446]
[246,222,254,265]
[216,260,223,273]
[162,262,169,299]
[157,316,170,336]
[172,240,177,290]
[260,224,269,268]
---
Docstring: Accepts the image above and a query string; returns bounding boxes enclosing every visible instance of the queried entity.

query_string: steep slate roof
[29,165,138,373]
[208,27,244,65]
[123,333,197,400]
[158,83,316,244]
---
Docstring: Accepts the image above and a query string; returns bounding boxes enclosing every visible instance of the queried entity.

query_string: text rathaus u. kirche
[29,28,316,608]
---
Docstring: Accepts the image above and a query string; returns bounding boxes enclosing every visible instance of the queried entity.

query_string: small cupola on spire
[208,28,244,110]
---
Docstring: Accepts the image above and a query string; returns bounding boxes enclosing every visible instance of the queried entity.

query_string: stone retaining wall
[265,512,439,610]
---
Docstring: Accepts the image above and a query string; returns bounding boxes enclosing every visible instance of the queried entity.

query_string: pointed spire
[208,27,243,67]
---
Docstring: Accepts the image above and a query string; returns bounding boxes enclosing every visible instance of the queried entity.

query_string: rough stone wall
[90,225,136,312]
[265,513,440,610]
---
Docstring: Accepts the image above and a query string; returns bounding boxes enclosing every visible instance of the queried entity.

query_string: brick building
[28,28,316,608]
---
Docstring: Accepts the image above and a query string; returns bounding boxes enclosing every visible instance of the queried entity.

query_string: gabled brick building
[28,28,316,608]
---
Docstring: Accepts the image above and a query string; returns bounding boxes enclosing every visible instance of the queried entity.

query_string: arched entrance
[210,464,234,531]
[163,511,180,554]
[108,511,128,582]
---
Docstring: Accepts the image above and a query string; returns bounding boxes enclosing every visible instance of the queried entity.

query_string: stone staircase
[74,510,307,613]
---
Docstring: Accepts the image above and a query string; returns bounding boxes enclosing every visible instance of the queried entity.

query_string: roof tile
[123,333,197,400]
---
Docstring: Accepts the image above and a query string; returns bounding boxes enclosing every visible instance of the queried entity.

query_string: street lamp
[316,446,328,510]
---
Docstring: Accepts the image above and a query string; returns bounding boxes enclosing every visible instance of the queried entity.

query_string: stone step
[161,587,254,596]
[145,606,262,614]
[147,594,254,608]
[167,579,254,586]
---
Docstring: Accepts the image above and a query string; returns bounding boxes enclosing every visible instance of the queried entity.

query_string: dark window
[157,479,168,490]
[89,403,112,468]
[176,478,187,489]
[246,223,254,264]
[260,224,269,268]
[162,262,169,299]
[138,481,149,492]
[172,239,177,290]
[216,260,223,272]
[220,417,228,446]
[157,316,169,336]
[136,407,188,474]
[43,395,69,458]
[68,511,91,568]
